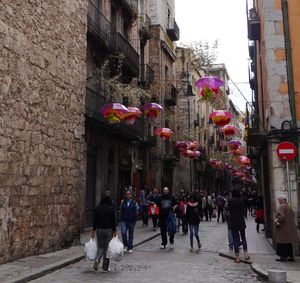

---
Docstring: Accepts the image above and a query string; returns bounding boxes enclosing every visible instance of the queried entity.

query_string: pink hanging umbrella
[142,103,163,119]
[209,110,233,127]
[101,103,129,124]
[155,128,174,140]
[227,140,242,151]
[175,141,188,152]
[195,77,224,89]
[123,107,142,125]
[238,156,251,166]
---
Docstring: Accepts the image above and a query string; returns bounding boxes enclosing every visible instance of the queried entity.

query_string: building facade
[0,2,87,263]
[246,0,300,249]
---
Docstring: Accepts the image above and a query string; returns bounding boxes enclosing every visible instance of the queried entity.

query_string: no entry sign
[277,142,297,161]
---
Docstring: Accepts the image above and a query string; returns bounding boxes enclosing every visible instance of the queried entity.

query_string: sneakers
[101,268,111,273]
[198,242,202,249]
[189,247,193,252]
[160,245,166,249]
[123,247,128,252]
[170,244,174,249]
[93,260,99,271]
[153,227,157,231]
[128,249,133,253]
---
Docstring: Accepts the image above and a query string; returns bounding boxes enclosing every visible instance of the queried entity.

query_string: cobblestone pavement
[32,219,265,283]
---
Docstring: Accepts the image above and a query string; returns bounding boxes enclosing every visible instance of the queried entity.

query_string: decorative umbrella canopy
[142,103,163,119]
[227,140,242,151]
[231,146,244,156]
[123,107,142,125]
[187,141,199,150]
[175,141,188,152]
[187,150,201,159]
[238,156,251,166]
[195,77,224,102]
[195,76,224,89]
[155,128,174,140]
[101,103,129,124]
[208,158,218,167]
[222,125,238,137]
[209,110,233,127]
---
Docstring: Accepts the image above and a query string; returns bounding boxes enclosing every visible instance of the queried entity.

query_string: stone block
[268,269,287,283]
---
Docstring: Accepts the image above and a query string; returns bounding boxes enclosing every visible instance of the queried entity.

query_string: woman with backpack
[186,195,202,251]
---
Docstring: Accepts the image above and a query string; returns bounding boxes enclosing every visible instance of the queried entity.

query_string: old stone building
[174,47,206,193]
[246,0,300,249]
[147,0,180,191]
[0,1,87,263]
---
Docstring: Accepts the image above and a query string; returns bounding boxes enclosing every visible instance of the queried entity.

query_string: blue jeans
[189,224,200,248]
[227,226,233,250]
[232,229,247,256]
[121,222,135,250]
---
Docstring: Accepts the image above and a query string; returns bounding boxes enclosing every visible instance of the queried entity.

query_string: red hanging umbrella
[209,110,233,127]
[155,128,174,140]
[123,107,142,125]
[187,141,199,150]
[101,103,129,124]
[222,125,238,138]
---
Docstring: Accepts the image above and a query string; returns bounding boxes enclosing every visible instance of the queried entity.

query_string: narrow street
[32,219,267,283]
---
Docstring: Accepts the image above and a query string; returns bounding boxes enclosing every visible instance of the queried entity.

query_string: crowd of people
[90,186,299,272]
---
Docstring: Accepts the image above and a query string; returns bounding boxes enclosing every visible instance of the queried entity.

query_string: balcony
[166,18,180,41]
[249,77,256,90]
[85,87,143,141]
[87,0,111,47]
[120,0,138,13]
[164,84,177,106]
[139,13,151,42]
[139,64,155,89]
[247,8,260,40]
[110,32,139,75]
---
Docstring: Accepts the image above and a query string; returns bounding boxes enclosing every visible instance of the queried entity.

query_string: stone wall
[0,1,87,263]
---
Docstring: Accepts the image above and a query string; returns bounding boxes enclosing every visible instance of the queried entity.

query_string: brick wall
[0,1,87,263]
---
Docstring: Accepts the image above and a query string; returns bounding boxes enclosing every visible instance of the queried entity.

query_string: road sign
[277,142,297,161]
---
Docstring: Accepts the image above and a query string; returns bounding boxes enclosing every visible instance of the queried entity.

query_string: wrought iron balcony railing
[87,0,111,47]
[85,87,143,140]
[166,18,180,41]
[110,32,139,74]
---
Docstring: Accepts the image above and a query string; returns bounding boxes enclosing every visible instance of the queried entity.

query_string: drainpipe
[281,0,300,227]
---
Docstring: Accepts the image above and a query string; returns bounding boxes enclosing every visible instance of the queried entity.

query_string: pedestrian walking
[216,193,226,223]
[157,187,177,249]
[255,194,264,233]
[148,187,160,231]
[120,190,139,253]
[140,184,150,226]
[223,196,234,252]
[178,193,188,233]
[274,196,300,262]
[92,194,117,272]
[228,188,250,263]
[202,192,213,221]
[186,195,201,251]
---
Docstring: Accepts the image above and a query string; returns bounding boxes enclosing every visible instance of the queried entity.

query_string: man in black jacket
[91,194,117,272]
[157,187,177,249]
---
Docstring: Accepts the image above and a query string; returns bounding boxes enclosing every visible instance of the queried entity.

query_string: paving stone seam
[5,233,161,283]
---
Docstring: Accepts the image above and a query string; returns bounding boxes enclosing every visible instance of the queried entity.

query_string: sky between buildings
[175,0,252,112]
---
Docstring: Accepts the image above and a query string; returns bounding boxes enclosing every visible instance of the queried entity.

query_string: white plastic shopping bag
[84,238,97,261]
[106,236,124,261]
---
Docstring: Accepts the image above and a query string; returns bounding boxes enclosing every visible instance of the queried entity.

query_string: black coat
[228,197,246,231]
[186,203,201,225]
[93,204,117,231]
